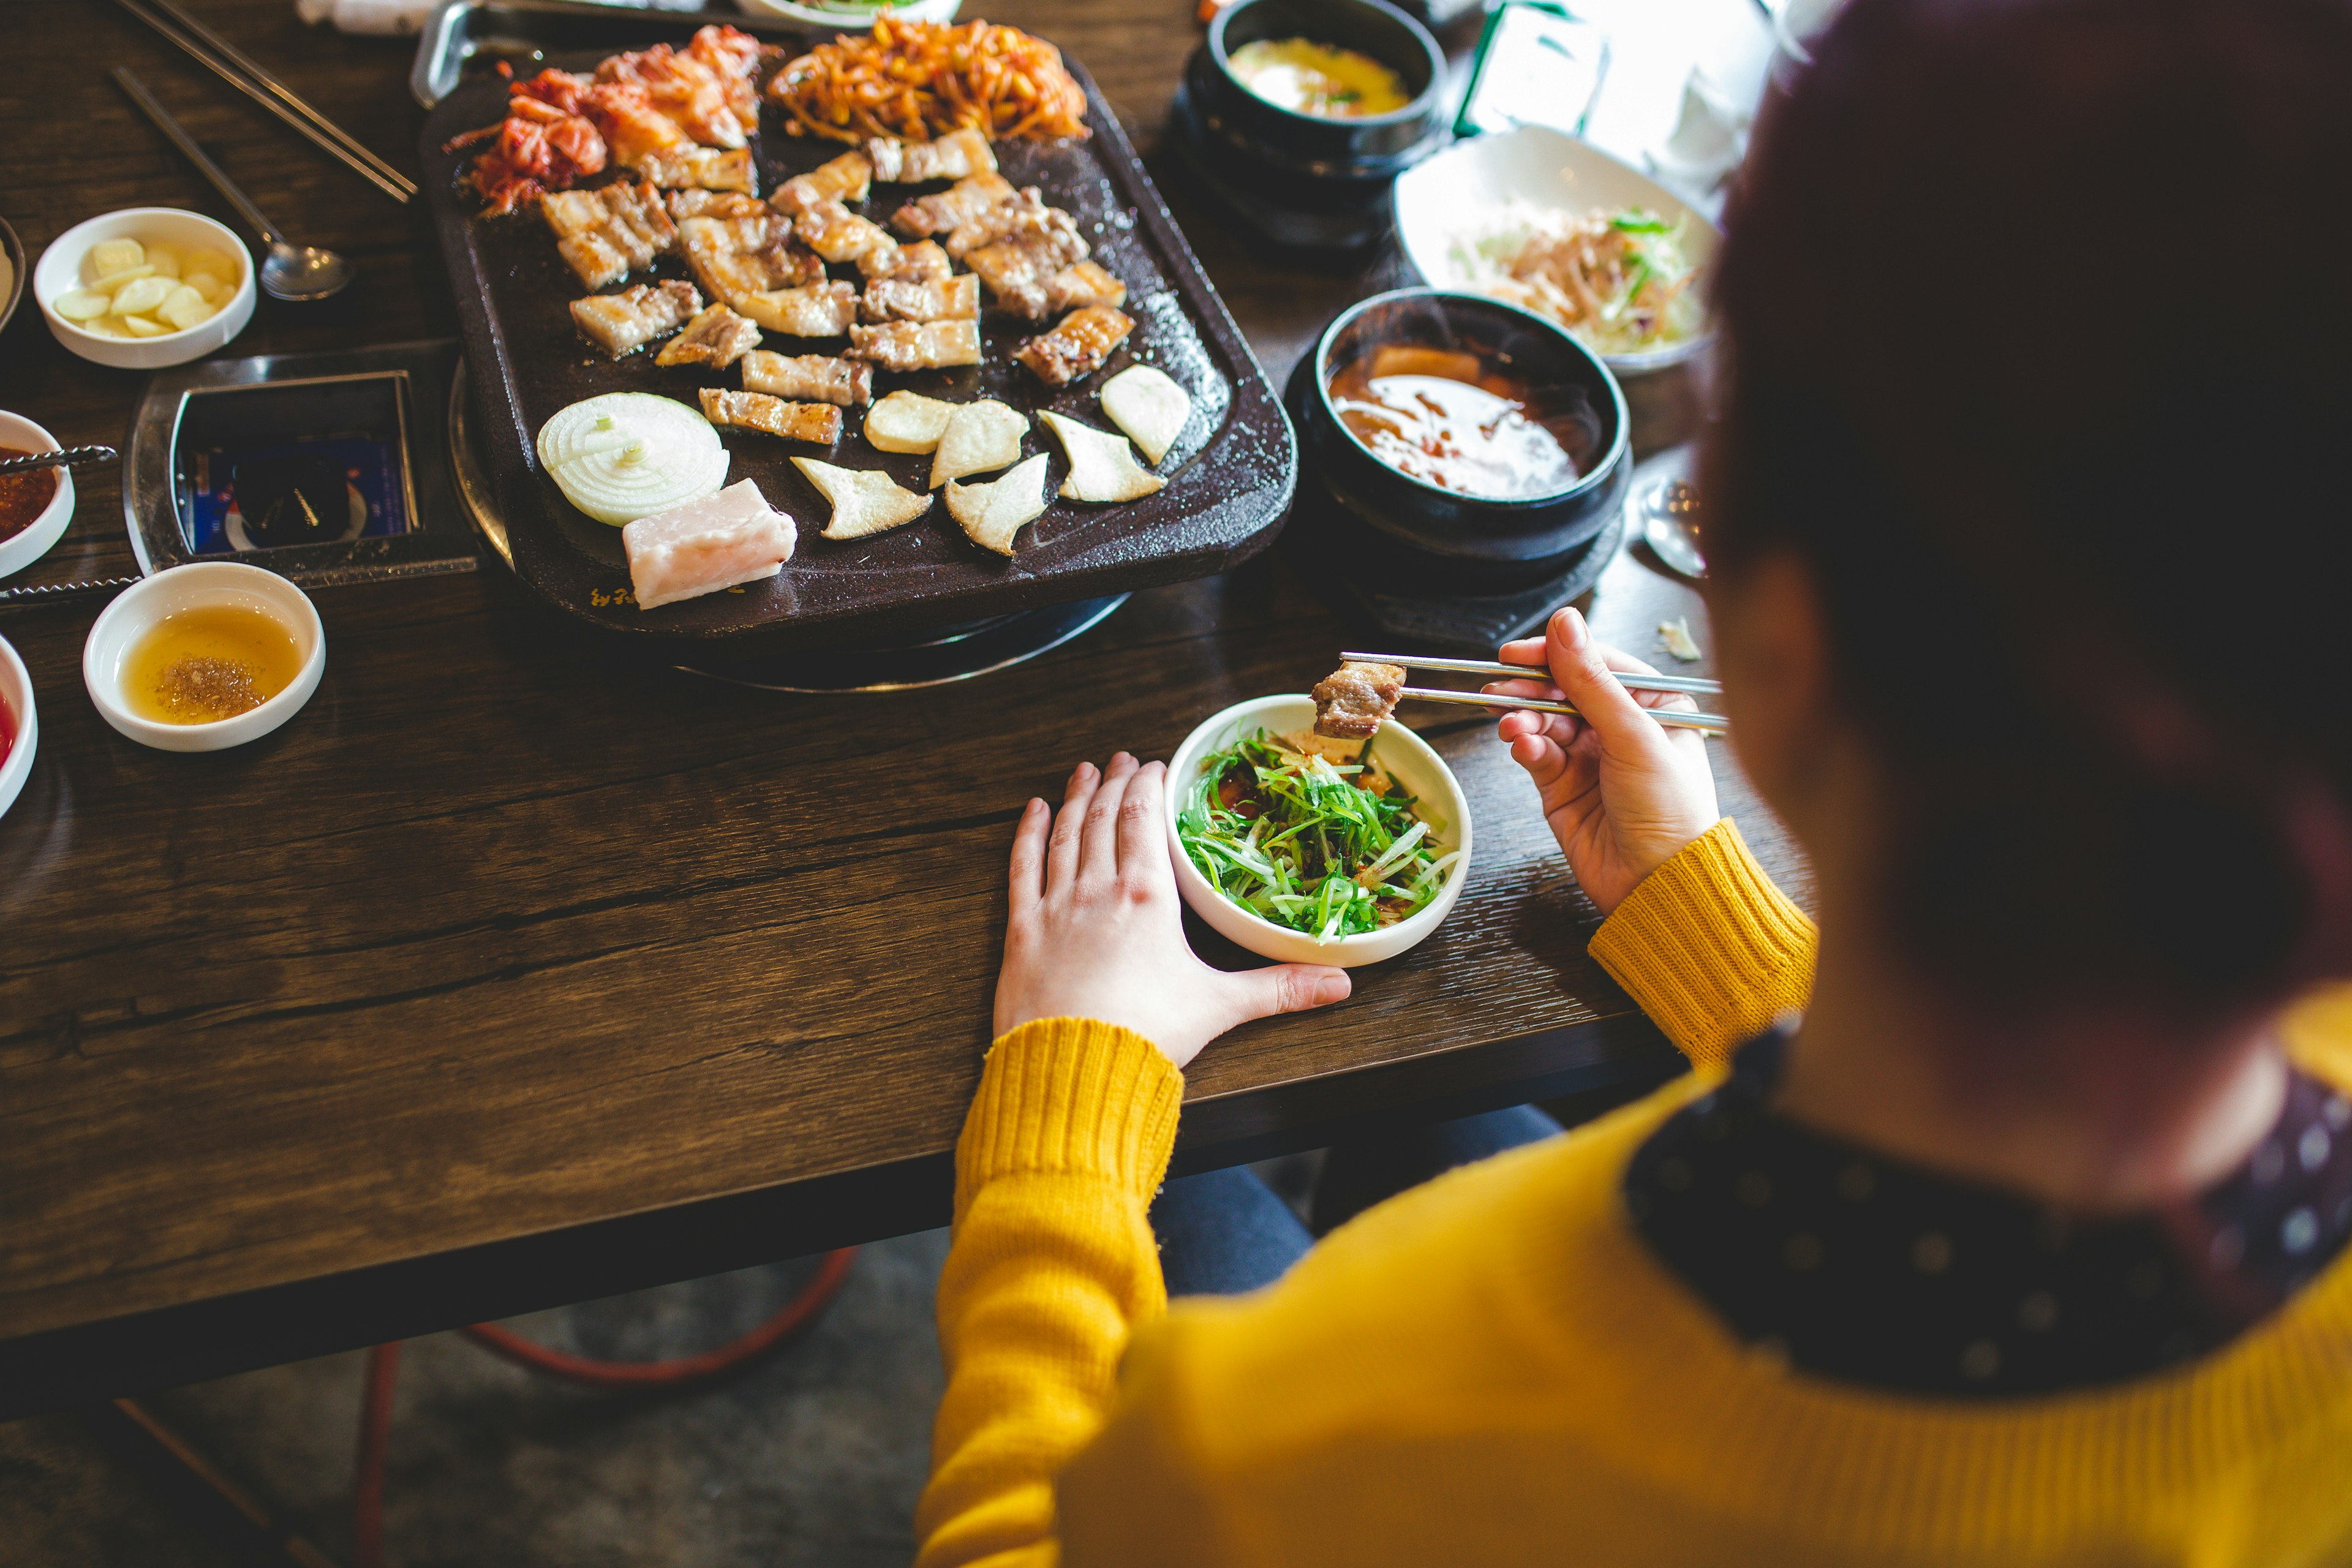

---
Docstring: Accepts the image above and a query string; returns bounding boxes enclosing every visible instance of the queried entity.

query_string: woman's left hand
[992,752,1352,1069]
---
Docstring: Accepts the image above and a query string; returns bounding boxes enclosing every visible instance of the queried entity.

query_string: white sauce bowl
[0,633,37,824]
[84,563,325,753]
[35,207,257,371]
[1166,693,1472,968]
[0,411,76,581]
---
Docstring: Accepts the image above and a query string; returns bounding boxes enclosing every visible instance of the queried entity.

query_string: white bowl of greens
[1167,694,1471,968]
[736,0,962,27]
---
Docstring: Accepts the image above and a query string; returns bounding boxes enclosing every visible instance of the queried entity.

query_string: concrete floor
[0,1231,951,1568]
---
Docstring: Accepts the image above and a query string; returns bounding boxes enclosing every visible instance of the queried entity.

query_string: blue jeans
[1148,1106,1564,1297]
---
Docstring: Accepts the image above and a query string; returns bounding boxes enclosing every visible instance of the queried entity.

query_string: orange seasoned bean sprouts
[766,16,1090,145]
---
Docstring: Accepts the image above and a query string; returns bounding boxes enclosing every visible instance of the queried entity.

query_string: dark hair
[1707,0,2352,1015]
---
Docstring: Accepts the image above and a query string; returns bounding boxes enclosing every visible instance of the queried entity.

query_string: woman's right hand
[1490,607,1721,915]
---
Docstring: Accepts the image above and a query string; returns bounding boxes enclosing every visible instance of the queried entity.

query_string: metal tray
[125,339,481,586]
[415,2,1295,654]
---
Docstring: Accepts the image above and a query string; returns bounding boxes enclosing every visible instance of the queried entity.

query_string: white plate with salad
[1167,694,1471,968]
[1394,124,1718,376]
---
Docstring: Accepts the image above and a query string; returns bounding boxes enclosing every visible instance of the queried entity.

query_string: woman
[917,0,2352,1561]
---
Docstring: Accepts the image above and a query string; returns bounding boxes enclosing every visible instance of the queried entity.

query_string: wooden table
[0,0,1801,1421]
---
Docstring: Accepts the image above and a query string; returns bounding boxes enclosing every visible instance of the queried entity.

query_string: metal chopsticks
[0,446,118,478]
[1341,652,1731,735]
[110,0,416,205]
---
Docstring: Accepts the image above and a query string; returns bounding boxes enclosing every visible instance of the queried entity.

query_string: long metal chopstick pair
[1341,650,1732,736]
[110,0,416,205]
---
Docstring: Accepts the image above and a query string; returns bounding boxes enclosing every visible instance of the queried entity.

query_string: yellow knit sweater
[917,818,2352,1567]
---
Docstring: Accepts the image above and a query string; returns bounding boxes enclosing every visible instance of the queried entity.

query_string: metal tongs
[1343,650,1731,736]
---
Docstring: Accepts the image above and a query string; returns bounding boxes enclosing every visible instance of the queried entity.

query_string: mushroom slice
[790,457,934,541]
[863,390,959,454]
[1039,411,1166,503]
[1098,364,1191,466]
[946,454,1051,556]
[929,399,1028,490]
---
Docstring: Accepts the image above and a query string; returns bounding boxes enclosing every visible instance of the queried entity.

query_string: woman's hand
[1491,607,1721,915]
[993,753,1352,1069]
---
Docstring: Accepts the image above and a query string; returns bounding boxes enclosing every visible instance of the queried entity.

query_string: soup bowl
[1173,0,1448,249]
[1287,287,1630,591]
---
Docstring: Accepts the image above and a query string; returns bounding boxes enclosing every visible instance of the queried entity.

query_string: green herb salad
[1177,730,1458,940]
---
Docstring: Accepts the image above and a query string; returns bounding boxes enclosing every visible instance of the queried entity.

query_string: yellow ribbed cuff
[956,1018,1186,1222]
[1588,818,1817,1073]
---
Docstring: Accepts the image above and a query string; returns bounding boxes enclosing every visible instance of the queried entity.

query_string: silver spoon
[112,67,353,303]
[1641,477,1708,578]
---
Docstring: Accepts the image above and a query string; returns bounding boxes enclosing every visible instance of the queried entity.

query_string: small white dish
[0,412,76,581]
[1393,124,1720,377]
[34,208,257,371]
[734,0,961,26]
[0,633,37,824]
[1165,694,1472,968]
[83,562,325,753]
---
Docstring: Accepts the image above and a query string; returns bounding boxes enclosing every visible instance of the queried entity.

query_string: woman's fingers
[1079,752,1139,885]
[1007,797,1049,919]
[1214,962,1351,1033]
[1115,761,1171,894]
[1543,608,1664,748]
[1046,761,1098,892]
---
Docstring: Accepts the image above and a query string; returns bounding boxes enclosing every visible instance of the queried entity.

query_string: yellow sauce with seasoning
[122,604,303,725]
[1228,38,1409,118]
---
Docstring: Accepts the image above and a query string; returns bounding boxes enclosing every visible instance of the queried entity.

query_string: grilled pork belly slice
[654,301,762,368]
[699,389,843,445]
[1014,306,1133,387]
[865,128,998,184]
[944,189,1073,262]
[667,189,769,222]
[886,240,953,283]
[794,199,901,276]
[545,179,679,287]
[861,274,981,323]
[967,214,1093,318]
[678,215,826,304]
[846,318,983,372]
[1311,663,1408,741]
[570,280,702,358]
[891,172,1017,239]
[736,281,859,337]
[741,350,873,407]
[770,151,873,217]
[631,145,755,192]
[622,478,794,611]
[1044,260,1127,315]
[556,230,630,291]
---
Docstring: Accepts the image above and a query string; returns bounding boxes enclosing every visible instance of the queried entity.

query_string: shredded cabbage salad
[1453,202,1707,356]
[1178,729,1457,940]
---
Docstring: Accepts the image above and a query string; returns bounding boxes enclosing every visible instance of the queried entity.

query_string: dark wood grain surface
[0,0,1804,1416]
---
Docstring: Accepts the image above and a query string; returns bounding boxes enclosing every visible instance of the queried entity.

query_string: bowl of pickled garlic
[36,208,255,369]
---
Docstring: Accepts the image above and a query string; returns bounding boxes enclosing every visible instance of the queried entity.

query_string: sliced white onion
[536,393,729,526]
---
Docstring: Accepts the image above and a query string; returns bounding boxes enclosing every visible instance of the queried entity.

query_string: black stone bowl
[1286,288,1632,593]
[1172,0,1449,251]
